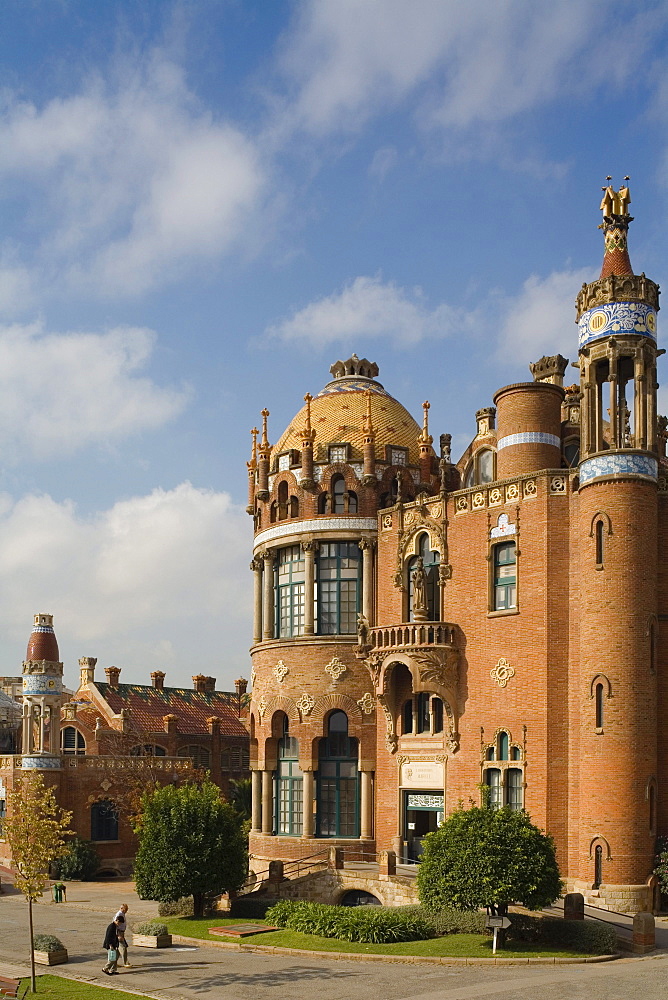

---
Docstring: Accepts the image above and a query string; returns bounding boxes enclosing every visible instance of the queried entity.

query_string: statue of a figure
[357,613,370,646]
[439,432,451,462]
[412,557,428,622]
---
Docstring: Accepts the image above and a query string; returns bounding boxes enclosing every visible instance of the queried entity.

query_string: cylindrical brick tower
[493,381,564,479]
[573,180,660,911]
[246,355,436,870]
[21,612,64,770]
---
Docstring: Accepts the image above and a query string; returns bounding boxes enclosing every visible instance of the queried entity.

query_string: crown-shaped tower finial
[598,176,633,279]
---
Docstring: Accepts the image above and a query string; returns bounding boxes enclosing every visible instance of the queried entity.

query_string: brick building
[0,614,249,875]
[247,184,664,912]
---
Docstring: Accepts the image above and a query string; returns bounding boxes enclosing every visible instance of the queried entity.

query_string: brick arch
[589,674,612,698]
[588,511,612,536]
[379,652,457,711]
[268,470,300,501]
[320,464,363,491]
[261,696,300,729]
[588,835,612,860]
[312,692,363,732]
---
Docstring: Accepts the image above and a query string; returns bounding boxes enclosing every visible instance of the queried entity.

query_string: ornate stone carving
[456,495,468,513]
[273,660,289,683]
[381,513,393,530]
[378,696,396,753]
[250,668,257,688]
[297,692,315,717]
[472,491,485,509]
[410,648,459,692]
[257,696,267,718]
[445,732,460,754]
[363,652,384,689]
[490,657,515,689]
[325,656,347,684]
[357,692,375,715]
[550,475,567,494]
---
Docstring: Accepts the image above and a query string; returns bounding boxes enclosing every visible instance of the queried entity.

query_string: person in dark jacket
[102,918,121,975]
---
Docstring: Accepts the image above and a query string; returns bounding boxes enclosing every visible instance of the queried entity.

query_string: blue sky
[0,0,666,690]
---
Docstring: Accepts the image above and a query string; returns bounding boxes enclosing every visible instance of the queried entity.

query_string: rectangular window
[328,445,348,464]
[277,759,303,836]
[507,768,523,811]
[486,769,502,809]
[276,545,306,637]
[493,542,516,611]
[317,542,361,635]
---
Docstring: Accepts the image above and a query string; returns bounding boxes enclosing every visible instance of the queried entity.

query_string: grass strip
[164,916,590,958]
[20,975,147,999]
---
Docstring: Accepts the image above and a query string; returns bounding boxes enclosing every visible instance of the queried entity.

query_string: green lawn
[20,976,146,999]
[164,916,591,959]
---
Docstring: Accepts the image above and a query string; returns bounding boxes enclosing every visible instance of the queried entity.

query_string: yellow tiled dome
[273,357,421,465]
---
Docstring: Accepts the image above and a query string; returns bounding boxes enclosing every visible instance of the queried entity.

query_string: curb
[171,933,621,966]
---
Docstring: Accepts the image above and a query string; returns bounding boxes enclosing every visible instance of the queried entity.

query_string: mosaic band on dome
[497,432,561,451]
[579,453,658,485]
[578,301,657,350]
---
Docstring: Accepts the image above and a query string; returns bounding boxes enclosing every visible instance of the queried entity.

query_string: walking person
[114,902,131,967]
[102,917,121,975]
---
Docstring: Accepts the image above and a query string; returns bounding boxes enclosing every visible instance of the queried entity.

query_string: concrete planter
[132,933,172,948]
[34,948,68,965]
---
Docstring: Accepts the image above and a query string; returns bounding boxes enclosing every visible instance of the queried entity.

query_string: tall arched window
[177,745,211,770]
[61,726,85,755]
[276,544,306,637]
[493,542,516,611]
[594,844,603,889]
[332,475,346,514]
[317,711,359,837]
[317,542,360,634]
[278,481,288,521]
[408,534,441,621]
[595,683,605,729]
[276,716,302,836]
[483,731,523,810]
[595,519,604,566]
[465,449,495,487]
[91,800,118,841]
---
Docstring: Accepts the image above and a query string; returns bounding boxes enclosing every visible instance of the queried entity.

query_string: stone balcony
[367,621,457,652]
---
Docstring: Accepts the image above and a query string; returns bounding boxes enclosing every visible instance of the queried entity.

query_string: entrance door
[404,791,444,861]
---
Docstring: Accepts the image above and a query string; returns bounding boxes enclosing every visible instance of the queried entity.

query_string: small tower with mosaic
[21,613,64,768]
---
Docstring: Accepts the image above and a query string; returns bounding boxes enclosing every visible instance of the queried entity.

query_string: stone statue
[357,613,370,646]
[439,433,451,462]
[412,557,428,622]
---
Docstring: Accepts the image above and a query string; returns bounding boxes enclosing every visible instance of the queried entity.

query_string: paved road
[1,882,668,1000]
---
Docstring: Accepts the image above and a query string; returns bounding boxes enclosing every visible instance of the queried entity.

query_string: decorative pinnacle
[260,409,271,451]
[247,427,258,470]
[599,176,631,219]
[420,400,433,445]
[300,393,316,443]
[598,176,633,279]
[363,387,375,437]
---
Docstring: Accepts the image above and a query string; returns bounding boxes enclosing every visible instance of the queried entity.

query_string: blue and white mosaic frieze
[579,301,657,350]
[22,676,62,696]
[255,517,377,550]
[579,453,658,485]
[21,755,62,770]
[497,432,560,451]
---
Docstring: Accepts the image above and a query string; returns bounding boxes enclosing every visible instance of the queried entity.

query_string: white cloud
[496,268,594,361]
[0,321,188,460]
[269,274,471,346]
[0,484,252,688]
[278,0,650,137]
[0,50,266,296]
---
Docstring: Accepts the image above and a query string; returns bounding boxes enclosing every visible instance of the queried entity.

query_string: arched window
[498,731,509,760]
[318,492,328,514]
[276,717,302,836]
[61,726,85,755]
[493,542,516,611]
[275,544,306,637]
[594,844,603,889]
[595,683,605,729]
[482,732,523,810]
[130,744,166,756]
[466,449,495,487]
[408,534,441,621]
[348,491,358,514]
[177,745,211,770]
[317,712,359,837]
[401,694,444,736]
[317,542,360,634]
[332,475,346,514]
[289,496,299,518]
[564,440,580,467]
[278,481,288,521]
[595,520,604,566]
[91,800,118,842]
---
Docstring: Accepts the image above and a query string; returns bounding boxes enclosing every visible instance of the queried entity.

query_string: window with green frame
[317,542,360,634]
[276,718,303,836]
[317,711,359,837]
[493,541,516,610]
[275,544,306,637]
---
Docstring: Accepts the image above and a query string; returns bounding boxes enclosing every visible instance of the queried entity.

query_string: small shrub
[230,895,276,919]
[135,921,169,936]
[33,934,65,953]
[265,900,432,943]
[158,896,194,917]
[506,914,617,954]
[398,904,487,935]
[54,837,101,881]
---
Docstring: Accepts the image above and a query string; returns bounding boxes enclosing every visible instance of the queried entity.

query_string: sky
[0,0,666,691]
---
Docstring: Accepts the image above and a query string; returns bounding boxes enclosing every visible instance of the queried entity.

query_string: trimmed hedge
[398,904,487,935]
[135,921,169,936]
[506,914,617,954]
[158,896,194,917]
[230,895,276,919]
[33,935,65,953]
[265,901,433,943]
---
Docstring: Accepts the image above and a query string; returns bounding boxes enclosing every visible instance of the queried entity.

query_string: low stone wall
[266,868,419,907]
[570,880,652,914]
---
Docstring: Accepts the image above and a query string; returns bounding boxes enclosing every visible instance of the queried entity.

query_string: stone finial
[475,406,496,437]
[104,666,121,688]
[419,401,433,445]
[151,671,165,691]
[235,677,248,696]
[247,427,258,470]
[363,387,375,437]
[529,354,569,386]
[598,177,634,278]
[329,355,379,380]
[79,657,97,687]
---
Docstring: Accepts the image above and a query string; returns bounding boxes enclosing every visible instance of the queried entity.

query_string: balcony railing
[368,622,456,651]
[0,754,192,771]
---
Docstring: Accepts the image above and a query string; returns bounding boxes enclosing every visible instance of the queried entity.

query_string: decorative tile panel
[497,432,560,451]
[21,755,62,769]
[579,300,657,350]
[22,676,62,695]
[255,517,377,549]
[579,454,658,485]
[490,513,515,539]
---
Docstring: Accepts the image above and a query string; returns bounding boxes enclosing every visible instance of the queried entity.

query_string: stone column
[261,769,274,834]
[251,770,262,833]
[360,769,373,840]
[251,558,263,644]
[359,538,375,625]
[301,769,314,838]
[302,541,316,636]
[262,550,275,641]
[21,700,31,754]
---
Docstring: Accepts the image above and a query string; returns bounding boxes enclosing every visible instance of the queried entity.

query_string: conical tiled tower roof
[26,613,59,661]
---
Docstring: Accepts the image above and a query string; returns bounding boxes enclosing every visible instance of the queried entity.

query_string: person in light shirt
[113,903,131,967]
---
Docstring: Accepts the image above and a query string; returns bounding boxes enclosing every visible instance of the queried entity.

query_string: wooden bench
[0,976,28,998]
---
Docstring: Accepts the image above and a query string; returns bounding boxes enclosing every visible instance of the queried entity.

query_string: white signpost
[485,915,511,954]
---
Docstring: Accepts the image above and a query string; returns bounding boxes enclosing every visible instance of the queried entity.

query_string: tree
[417,805,563,916]
[3,773,72,993]
[228,777,251,822]
[55,836,101,881]
[133,779,247,917]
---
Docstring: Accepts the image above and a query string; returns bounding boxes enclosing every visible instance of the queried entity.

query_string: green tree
[133,779,247,917]
[228,777,251,822]
[417,805,562,917]
[3,773,72,993]
[55,836,101,881]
